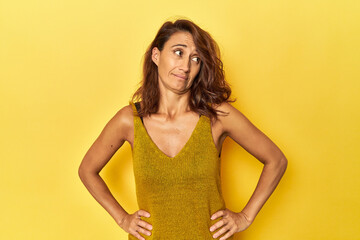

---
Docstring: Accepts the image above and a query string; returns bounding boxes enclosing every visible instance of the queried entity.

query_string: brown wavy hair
[130,18,236,122]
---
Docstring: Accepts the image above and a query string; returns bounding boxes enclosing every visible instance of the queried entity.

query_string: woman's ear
[151,47,160,66]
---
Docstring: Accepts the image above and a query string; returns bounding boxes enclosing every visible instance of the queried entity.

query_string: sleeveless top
[129,101,232,240]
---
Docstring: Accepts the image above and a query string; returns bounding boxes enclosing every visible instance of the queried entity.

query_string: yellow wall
[1,0,359,239]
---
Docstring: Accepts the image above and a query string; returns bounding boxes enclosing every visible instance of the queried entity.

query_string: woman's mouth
[173,74,187,80]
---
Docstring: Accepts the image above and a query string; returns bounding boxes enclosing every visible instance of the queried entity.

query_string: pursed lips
[173,73,188,80]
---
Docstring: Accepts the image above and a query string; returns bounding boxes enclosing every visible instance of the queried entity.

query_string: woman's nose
[179,58,190,72]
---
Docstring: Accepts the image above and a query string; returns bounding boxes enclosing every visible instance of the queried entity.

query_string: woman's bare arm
[218,102,288,222]
[78,104,133,226]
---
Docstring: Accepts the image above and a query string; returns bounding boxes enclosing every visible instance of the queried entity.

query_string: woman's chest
[129,114,225,158]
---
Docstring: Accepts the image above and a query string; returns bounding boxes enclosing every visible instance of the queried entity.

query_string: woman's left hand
[209,208,252,240]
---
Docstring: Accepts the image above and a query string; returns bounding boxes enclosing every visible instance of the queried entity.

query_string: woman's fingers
[132,231,145,240]
[137,209,151,218]
[210,208,253,239]
[136,209,153,232]
[137,218,153,231]
[210,218,225,232]
[212,221,230,239]
[218,228,236,240]
[135,218,152,236]
[119,210,153,240]
[133,210,152,238]
[211,209,225,220]
[135,225,152,237]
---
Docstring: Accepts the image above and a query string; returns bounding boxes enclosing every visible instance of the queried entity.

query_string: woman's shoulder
[211,101,247,133]
[212,101,233,113]
[107,102,135,142]
[114,102,134,123]
[212,101,238,121]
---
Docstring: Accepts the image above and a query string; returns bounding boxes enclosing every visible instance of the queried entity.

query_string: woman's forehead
[165,32,197,50]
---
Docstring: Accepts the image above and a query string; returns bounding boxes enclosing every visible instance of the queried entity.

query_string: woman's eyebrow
[171,44,198,53]
[171,44,187,48]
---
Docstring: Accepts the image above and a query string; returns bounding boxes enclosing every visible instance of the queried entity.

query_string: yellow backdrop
[1,0,359,239]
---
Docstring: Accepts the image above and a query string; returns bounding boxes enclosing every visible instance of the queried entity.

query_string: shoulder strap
[134,102,144,124]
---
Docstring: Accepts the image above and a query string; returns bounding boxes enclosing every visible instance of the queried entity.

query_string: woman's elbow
[267,155,288,173]
[78,162,96,181]
[78,165,87,181]
[278,157,288,173]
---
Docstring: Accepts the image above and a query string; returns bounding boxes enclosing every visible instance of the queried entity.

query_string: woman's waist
[138,198,227,229]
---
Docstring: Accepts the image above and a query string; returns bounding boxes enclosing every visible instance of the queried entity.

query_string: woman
[78,18,288,240]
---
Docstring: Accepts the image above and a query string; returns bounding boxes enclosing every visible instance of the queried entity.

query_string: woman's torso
[127,101,232,239]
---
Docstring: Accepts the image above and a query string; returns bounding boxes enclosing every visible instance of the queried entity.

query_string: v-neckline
[134,102,203,159]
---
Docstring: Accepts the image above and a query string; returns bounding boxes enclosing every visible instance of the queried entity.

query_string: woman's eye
[174,50,200,63]
[192,57,200,63]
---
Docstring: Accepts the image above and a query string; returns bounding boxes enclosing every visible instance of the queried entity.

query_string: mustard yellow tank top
[129,101,232,240]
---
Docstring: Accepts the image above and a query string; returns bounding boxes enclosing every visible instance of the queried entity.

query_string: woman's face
[152,31,201,95]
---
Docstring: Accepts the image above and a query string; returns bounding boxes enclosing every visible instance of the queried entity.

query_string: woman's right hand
[118,210,153,240]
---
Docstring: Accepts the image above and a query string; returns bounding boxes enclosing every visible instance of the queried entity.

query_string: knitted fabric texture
[129,101,232,239]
